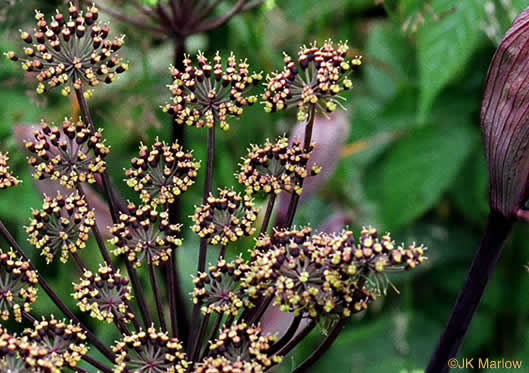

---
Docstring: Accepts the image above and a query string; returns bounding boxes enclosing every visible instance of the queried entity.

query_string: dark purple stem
[75,87,153,330]
[149,262,168,331]
[190,124,216,346]
[292,317,347,373]
[200,313,223,360]
[284,104,316,228]
[166,40,190,343]
[260,193,276,235]
[426,212,514,373]
[190,313,210,362]
[76,183,116,268]
[268,315,302,354]
[277,319,316,357]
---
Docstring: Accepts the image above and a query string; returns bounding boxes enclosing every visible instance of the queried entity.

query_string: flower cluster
[0,152,21,190]
[72,263,134,324]
[163,52,262,130]
[5,4,127,96]
[24,118,108,189]
[0,6,429,371]
[0,327,24,373]
[192,189,258,246]
[208,323,282,369]
[246,227,426,318]
[0,326,65,373]
[112,326,189,373]
[193,256,252,316]
[0,250,38,322]
[23,317,88,370]
[329,227,427,275]
[238,137,321,195]
[110,203,182,267]
[262,40,362,121]
[26,192,94,264]
[126,140,200,205]
[194,356,265,373]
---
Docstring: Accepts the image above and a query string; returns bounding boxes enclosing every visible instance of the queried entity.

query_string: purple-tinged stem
[278,319,316,357]
[198,125,216,272]
[190,313,210,362]
[190,123,217,347]
[219,244,227,260]
[166,40,190,343]
[75,87,153,330]
[269,315,302,354]
[149,262,167,332]
[83,356,113,373]
[76,183,115,268]
[292,317,347,373]
[284,104,316,228]
[260,193,276,235]
[200,313,223,360]
[426,212,513,373]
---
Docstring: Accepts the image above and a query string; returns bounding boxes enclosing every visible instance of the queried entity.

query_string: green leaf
[449,148,489,224]
[305,313,442,373]
[365,123,479,230]
[417,0,485,120]
[364,23,416,100]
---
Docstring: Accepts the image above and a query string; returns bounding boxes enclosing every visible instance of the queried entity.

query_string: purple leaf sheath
[481,7,529,219]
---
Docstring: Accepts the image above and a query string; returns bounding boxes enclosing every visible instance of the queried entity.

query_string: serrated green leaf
[417,0,485,120]
[365,123,479,230]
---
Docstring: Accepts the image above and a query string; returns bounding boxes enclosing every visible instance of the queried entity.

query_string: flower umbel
[112,326,189,373]
[192,256,252,316]
[192,189,258,246]
[72,263,134,324]
[163,52,262,131]
[0,250,38,323]
[26,192,94,264]
[262,40,361,121]
[193,356,265,373]
[238,137,321,195]
[126,139,200,205]
[110,203,182,267]
[208,322,282,369]
[24,118,108,189]
[5,4,127,96]
[247,226,427,318]
[23,317,88,370]
[0,153,21,190]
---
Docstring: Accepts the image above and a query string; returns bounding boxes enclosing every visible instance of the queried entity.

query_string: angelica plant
[0,4,427,373]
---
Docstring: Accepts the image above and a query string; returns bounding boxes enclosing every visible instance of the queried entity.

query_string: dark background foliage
[1,0,529,371]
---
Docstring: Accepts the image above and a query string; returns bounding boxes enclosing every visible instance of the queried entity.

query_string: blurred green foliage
[1,0,529,371]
